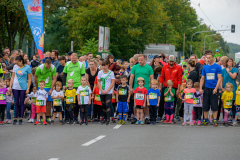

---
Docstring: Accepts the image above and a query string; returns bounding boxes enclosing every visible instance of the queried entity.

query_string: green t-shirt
[35,64,57,88]
[214,53,222,58]
[131,64,154,91]
[63,61,86,88]
[164,88,175,102]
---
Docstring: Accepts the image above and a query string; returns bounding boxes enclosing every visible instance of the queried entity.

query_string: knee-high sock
[123,113,126,121]
[119,113,122,121]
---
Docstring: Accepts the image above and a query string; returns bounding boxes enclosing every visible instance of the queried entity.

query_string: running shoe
[75,119,79,124]
[19,119,23,125]
[223,122,228,127]
[190,122,194,126]
[60,120,64,125]
[140,121,144,125]
[28,118,34,123]
[201,120,209,126]
[34,121,39,125]
[168,120,173,124]
[163,120,169,123]
[118,120,122,125]
[135,120,140,125]
[4,119,8,124]
[122,120,125,125]
[193,120,196,125]
[46,118,51,124]
[40,119,43,124]
[145,118,150,124]
[150,121,154,125]
[101,120,106,125]
[0,121,4,125]
[106,121,110,125]
[80,121,84,125]
[69,121,74,125]
[175,116,181,121]
[111,118,116,123]
[13,119,17,125]
[231,121,237,126]
[182,122,187,126]
[156,117,160,123]
[198,120,201,126]
[213,120,218,127]
[131,118,137,124]
[51,120,55,125]
[43,121,47,125]
[85,122,88,125]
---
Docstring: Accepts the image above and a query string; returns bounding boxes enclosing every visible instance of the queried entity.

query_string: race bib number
[185,93,193,99]
[136,93,144,100]
[36,100,44,106]
[164,95,171,102]
[193,98,200,104]
[206,73,215,80]
[226,100,232,106]
[54,99,62,106]
[31,97,36,103]
[80,90,89,97]
[95,95,101,101]
[0,94,6,100]
[119,89,127,95]
[66,97,74,103]
[149,93,157,99]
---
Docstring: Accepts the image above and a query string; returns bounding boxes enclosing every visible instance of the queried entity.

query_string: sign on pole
[71,41,73,51]
[104,27,110,52]
[98,26,104,52]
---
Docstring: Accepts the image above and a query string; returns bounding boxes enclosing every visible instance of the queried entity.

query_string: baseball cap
[169,55,175,62]
[153,55,160,59]
[216,49,219,52]
[68,51,74,56]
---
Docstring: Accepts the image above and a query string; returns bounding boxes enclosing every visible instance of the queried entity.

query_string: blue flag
[22,0,44,59]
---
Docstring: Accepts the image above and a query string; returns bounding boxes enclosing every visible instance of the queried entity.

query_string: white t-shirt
[51,90,64,106]
[77,85,92,105]
[97,70,115,94]
[36,89,48,106]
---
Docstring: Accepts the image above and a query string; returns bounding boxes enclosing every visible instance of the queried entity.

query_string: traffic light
[231,25,235,33]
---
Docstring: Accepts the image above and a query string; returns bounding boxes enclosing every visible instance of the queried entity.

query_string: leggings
[6,102,12,119]
[194,107,202,120]
[66,104,74,121]
[31,104,37,119]
[0,104,6,121]
[94,105,101,120]
[184,102,193,123]
[80,105,88,122]
[100,94,112,122]
[13,89,26,118]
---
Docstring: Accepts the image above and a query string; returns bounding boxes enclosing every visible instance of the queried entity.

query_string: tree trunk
[18,34,24,49]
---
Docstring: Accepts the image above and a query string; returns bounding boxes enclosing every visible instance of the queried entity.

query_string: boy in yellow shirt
[65,79,77,125]
[221,82,233,127]
[232,84,240,126]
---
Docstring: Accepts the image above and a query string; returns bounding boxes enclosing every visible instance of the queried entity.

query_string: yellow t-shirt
[235,86,240,106]
[221,91,233,108]
[65,89,77,104]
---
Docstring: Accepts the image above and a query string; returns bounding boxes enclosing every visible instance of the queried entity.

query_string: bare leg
[59,112,62,121]
[36,113,40,122]
[204,111,209,119]
[140,110,143,121]
[136,109,140,120]
[42,113,46,121]
[213,111,218,120]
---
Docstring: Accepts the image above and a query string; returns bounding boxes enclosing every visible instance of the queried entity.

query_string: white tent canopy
[235,52,240,62]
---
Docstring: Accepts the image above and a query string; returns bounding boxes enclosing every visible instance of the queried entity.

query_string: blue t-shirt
[202,63,222,89]
[147,88,161,106]
[222,67,238,100]
[56,64,64,75]
[12,65,31,90]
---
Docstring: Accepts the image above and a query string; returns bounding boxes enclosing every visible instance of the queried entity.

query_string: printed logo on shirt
[119,89,127,95]
[17,70,23,75]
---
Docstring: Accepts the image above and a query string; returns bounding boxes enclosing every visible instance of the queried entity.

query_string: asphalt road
[1,119,240,160]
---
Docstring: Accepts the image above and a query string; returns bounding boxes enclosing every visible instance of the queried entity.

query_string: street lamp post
[204,34,216,53]
[183,27,196,58]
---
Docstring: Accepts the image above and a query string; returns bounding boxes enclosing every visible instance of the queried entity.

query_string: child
[30,55,40,68]
[133,77,147,125]
[147,79,160,125]
[65,79,77,125]
[116,75,131,125]
[27,87,38,123]
[120,66,128,76]
[77,76,92,125]
[232,83,240,126]
[163,80,175,124]
[193,82,203,126]
[181,79,200,126]
[0,78,10,125]
[93,85,102,122]
[34,81,48,125]
[51,81,64,125]
[221,82,233,127]
[4,78,13,124]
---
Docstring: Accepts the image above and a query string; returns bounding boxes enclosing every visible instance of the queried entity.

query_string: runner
[200,51,222,126]
[51,50,61,69]
[214,49,222,58]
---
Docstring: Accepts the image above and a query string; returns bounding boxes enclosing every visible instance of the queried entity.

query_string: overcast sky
[190,0,240,45]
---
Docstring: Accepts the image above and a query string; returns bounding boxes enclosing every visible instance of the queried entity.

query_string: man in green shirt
[129,54,154,124]
[35,59,57,123]
[214,49,222,58]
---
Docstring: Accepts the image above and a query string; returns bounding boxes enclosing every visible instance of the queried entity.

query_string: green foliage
[79,38,98,56]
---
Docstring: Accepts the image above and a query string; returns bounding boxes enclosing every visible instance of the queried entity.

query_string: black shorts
[203,87,219,112]
[136,105,143,109]
[53,106,63,112]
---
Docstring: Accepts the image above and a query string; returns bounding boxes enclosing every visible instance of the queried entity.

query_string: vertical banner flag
[22,0,44,59]
[98,26,104,52]
[104,27,110,52]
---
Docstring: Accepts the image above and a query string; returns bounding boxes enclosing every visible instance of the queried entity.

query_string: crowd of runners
[0,47,240,127]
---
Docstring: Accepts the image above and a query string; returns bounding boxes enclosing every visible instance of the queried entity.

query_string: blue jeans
[6,102,12,119]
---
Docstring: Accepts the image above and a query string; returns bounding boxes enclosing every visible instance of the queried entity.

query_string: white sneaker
[28,118,34,123]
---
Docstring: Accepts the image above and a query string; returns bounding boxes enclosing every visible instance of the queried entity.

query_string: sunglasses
[159,56,162,58]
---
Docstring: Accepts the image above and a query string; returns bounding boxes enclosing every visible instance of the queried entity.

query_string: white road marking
[113,124,122,129]
[81,135,106,146]
[48,158,59,160]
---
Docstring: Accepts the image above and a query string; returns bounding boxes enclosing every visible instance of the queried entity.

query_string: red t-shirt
[94,76,98,85]
[133,87,147,106]
[93,87,102,106]
[183,88,196,104]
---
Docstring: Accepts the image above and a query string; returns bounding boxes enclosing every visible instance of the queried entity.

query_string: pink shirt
[183,88,196,104]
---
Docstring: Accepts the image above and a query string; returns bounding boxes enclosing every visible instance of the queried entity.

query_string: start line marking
[81,135,106,146]
[48,158,59,160]
[113,124,122,129]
